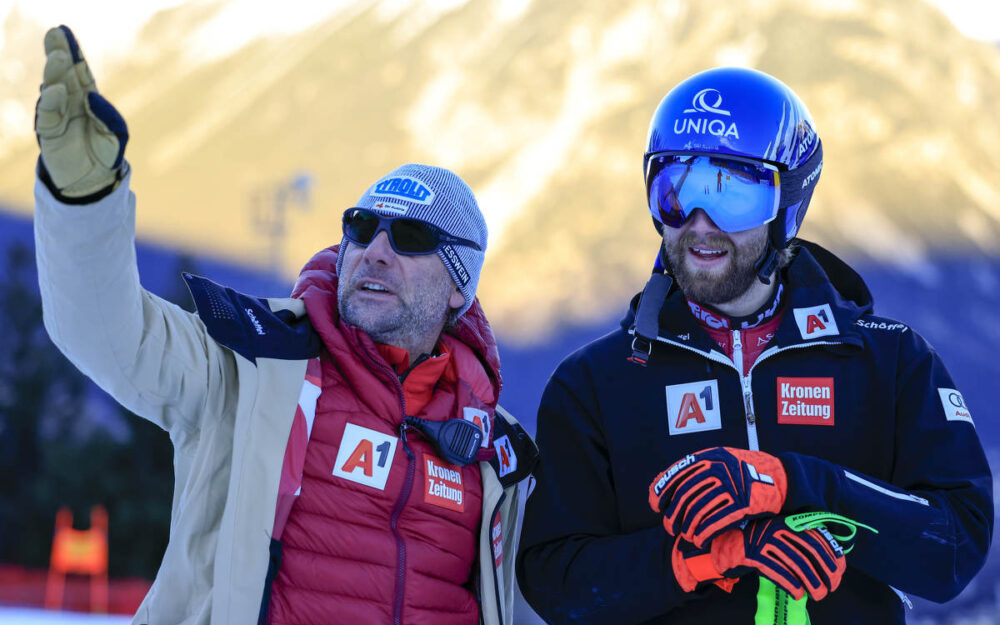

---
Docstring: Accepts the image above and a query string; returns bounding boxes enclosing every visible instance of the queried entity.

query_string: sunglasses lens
[390,219,440,253]
[343,209,379,244]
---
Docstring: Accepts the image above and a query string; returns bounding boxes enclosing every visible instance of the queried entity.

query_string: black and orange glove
[670,538,739,594]
[649,446,788,546]
[710,517,846,601]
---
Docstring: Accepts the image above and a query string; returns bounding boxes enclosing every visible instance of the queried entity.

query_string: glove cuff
[37,157,122,205]
[672,538,738,594]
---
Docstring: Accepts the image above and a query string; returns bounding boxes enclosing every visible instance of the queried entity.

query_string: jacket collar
[623,240,871,355]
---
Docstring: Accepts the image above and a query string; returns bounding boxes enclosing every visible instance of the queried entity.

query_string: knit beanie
[337,163,488,318]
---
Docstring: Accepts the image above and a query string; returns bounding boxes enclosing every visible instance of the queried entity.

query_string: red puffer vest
[267,245,501,625]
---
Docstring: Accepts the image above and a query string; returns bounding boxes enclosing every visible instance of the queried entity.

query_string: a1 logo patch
[938,388,974,424]
[777,377,834,425]
[665,380,722,436]
[463,406,491,448]
[423,454,465,512]
[494,435,517,478]
[332,423,397,490]
[793,304,840,339]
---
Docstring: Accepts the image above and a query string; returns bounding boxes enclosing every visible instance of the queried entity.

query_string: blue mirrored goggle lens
[646,154,780,232]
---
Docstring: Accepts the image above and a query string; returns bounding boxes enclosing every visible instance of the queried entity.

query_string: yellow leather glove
[35,25,128,200]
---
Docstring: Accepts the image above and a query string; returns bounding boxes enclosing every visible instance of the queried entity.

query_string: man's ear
[449,286,466,310]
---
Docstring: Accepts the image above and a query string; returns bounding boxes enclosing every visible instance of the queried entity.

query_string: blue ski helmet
[644,67,823,279]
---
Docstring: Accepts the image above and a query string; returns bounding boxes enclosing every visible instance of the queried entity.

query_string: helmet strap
[754,241,779,285]
[754,213,785,284]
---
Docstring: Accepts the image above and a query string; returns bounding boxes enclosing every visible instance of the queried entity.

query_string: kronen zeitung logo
[675,88,739,139]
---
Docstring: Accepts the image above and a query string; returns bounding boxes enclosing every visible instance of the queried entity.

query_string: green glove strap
[783,511,878,554]
[754,512,878,624]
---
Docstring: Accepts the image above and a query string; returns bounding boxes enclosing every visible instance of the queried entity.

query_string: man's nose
[362,230,397,264]
[684,208,723,235]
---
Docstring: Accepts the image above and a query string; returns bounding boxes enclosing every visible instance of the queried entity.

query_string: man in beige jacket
[33,25,536,625]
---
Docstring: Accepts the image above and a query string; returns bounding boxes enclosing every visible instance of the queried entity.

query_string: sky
[0,607,130,625]
[1,0,998,69]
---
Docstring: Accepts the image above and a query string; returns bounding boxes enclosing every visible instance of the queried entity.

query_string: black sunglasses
[342,208,482,255]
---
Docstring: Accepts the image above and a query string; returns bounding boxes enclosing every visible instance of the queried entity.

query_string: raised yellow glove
[35,25,128,200]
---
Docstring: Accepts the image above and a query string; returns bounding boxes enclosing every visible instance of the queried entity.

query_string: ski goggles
[646,152,781,233]
[342,208,482,255]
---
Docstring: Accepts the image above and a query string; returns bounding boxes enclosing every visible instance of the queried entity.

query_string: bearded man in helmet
[515,67,992,624]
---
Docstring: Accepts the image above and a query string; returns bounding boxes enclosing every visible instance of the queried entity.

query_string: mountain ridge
[0,0,997,339]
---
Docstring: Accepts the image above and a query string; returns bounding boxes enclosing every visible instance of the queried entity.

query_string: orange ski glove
[649,446,788,547]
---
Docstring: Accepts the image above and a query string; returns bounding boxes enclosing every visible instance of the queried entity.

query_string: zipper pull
[742,376,756,425]
[398,421,414,459]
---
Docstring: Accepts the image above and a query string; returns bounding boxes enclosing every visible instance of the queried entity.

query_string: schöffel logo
[372,176,435,204]
[245,308,266,336]
[675,88,739,139]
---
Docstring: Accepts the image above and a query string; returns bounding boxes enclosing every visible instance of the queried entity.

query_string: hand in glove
[670,539,739,594]
[35,25,128,201]
[649,446,787,547]
[672,517,846,601]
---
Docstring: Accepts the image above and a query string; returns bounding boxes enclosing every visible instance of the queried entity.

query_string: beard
[337,267,453,352]
[664,229,767,305]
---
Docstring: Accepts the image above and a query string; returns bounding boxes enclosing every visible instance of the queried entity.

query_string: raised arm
[34,25,236,436]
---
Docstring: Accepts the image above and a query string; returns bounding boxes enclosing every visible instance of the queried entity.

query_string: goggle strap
[777,140,824,210]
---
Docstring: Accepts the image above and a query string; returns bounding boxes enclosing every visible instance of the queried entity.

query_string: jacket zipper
[632,329,844,451]
[391,422,416,625]
[355,333,413,625]
[731,329,759,450]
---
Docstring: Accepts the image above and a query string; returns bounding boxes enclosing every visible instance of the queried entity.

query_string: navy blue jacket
[516,242,993,625]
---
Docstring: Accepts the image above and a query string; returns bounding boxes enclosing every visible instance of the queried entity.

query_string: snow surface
[0,607,131,625]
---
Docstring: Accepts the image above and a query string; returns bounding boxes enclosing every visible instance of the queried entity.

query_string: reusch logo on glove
[777,377,835,426]
[665,380,722,435]
[745,462,775,486]
[814,525,845,558]
[372,176,435,204]
[654,454,697,495]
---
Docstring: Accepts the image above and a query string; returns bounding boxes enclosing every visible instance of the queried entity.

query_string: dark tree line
[0,241,193,578]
